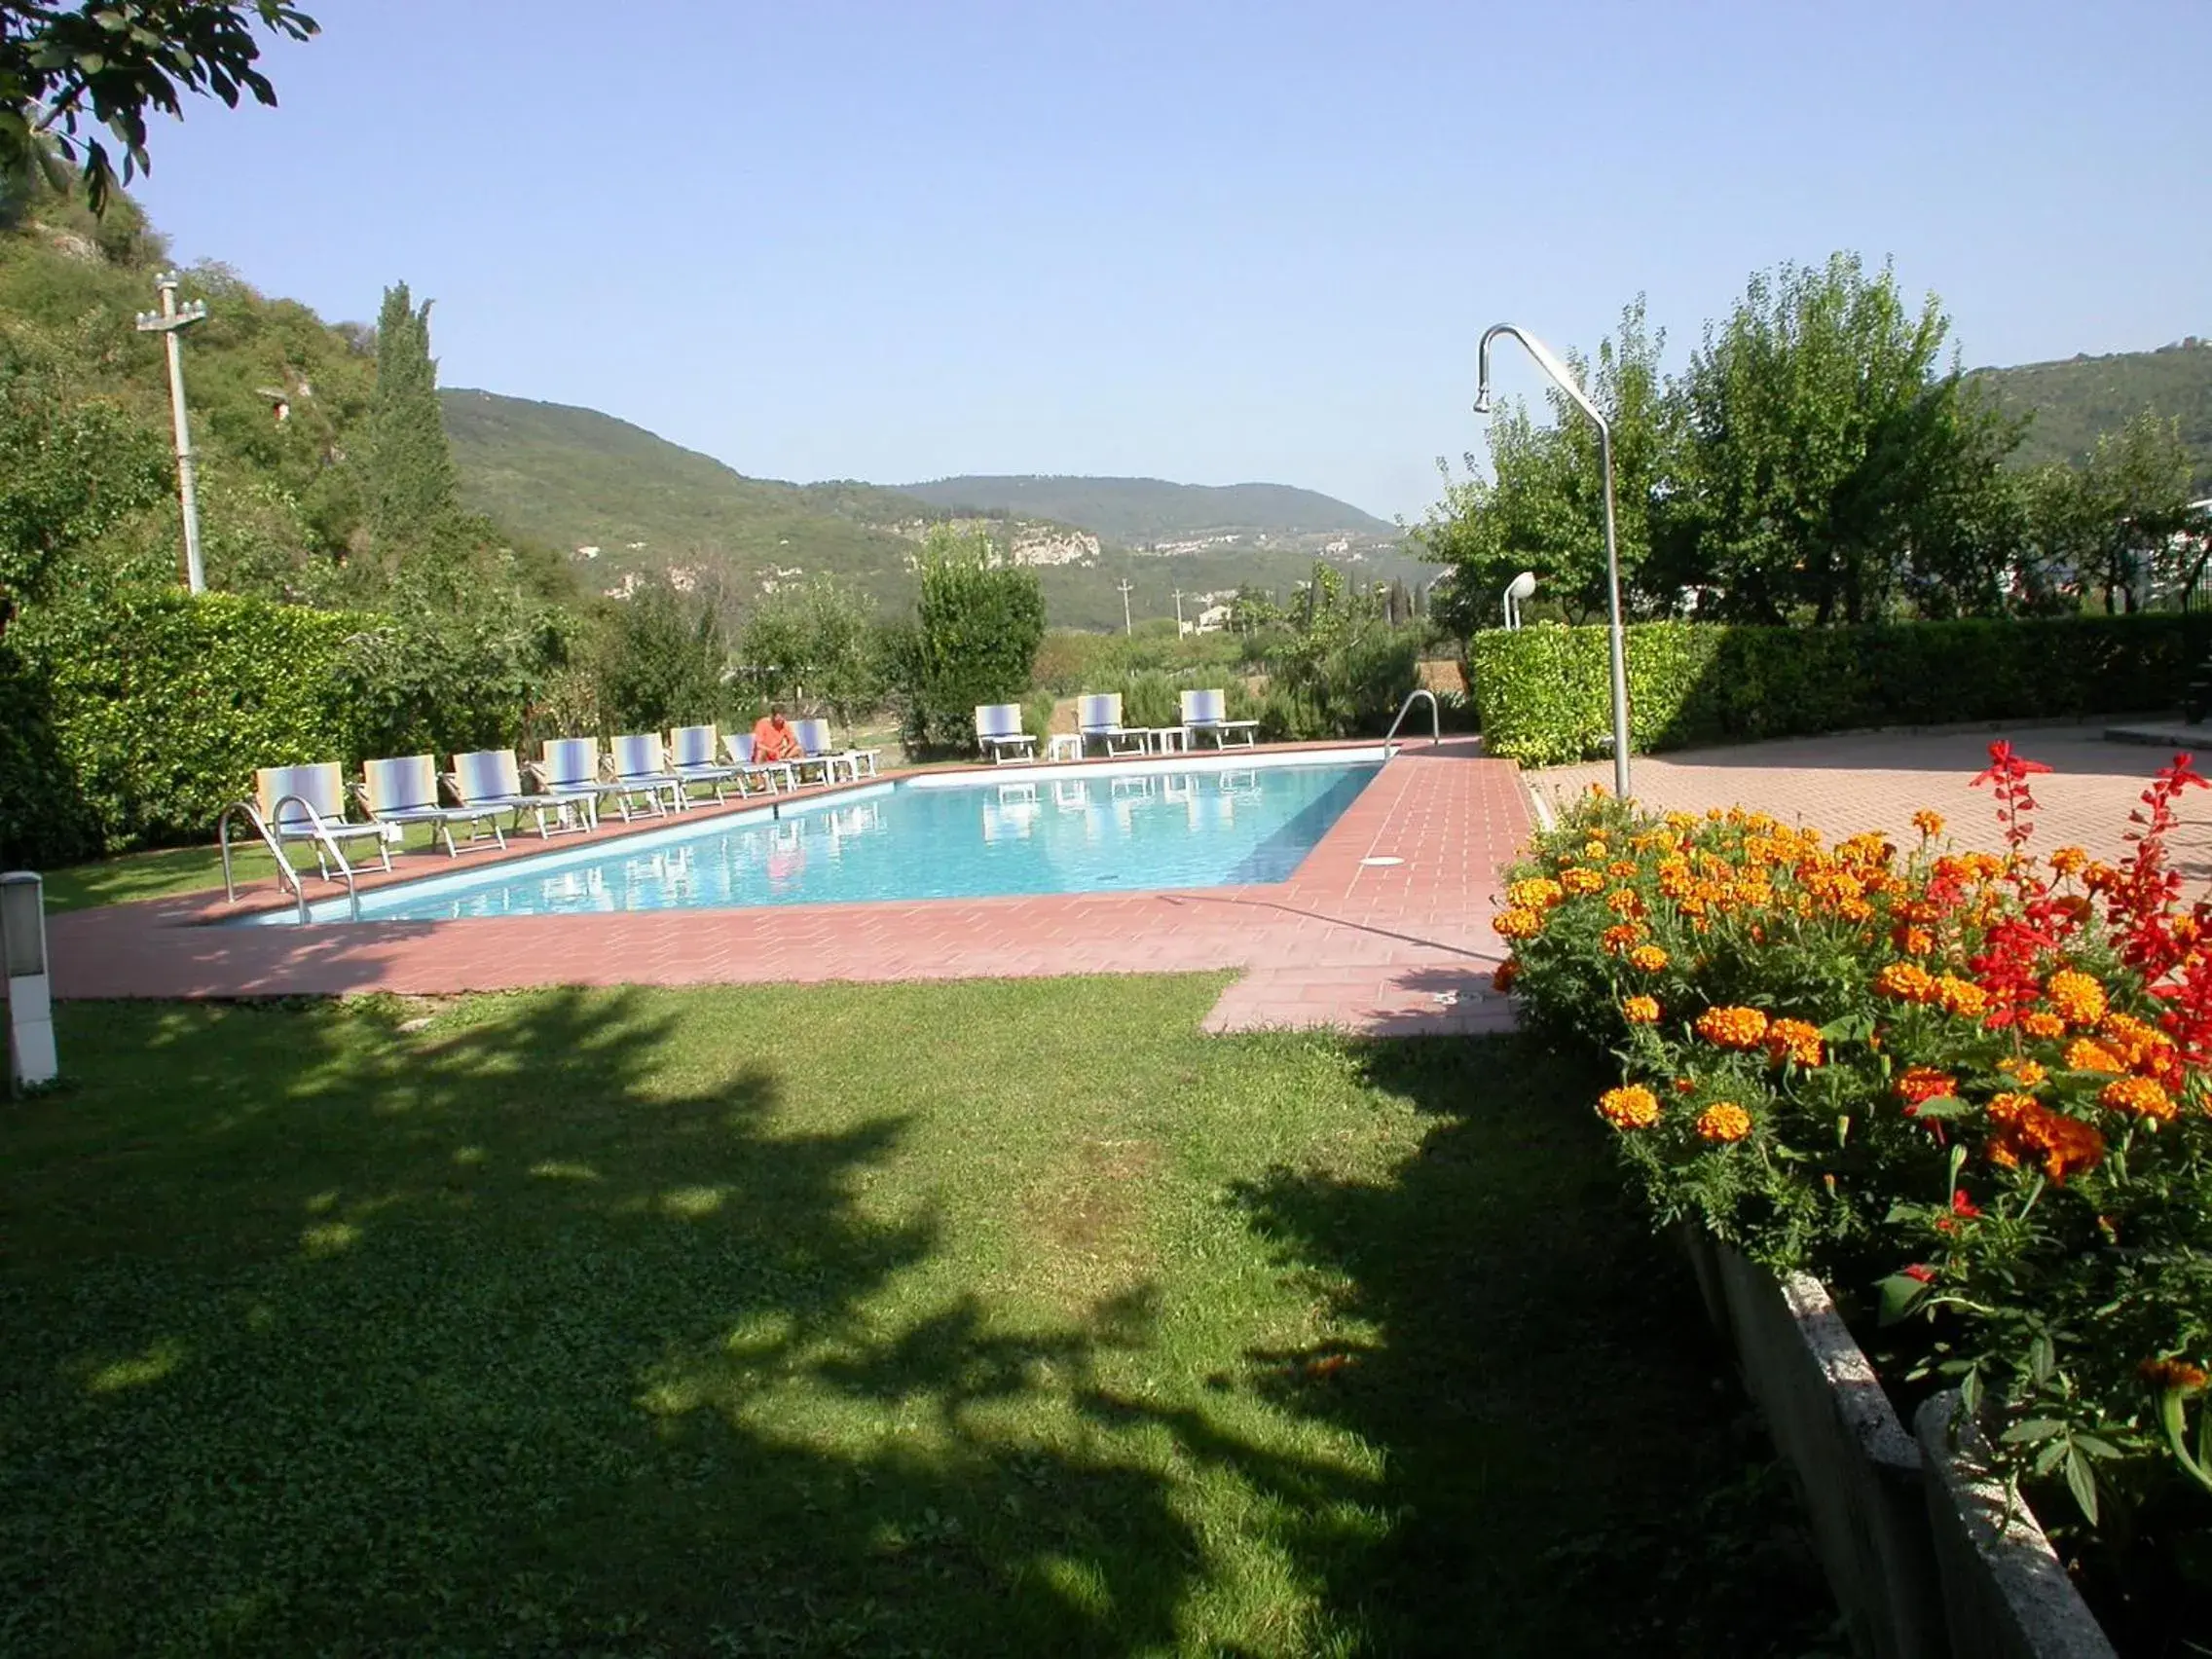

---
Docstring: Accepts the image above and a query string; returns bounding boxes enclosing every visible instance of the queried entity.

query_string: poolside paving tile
[50,740,1524,1037]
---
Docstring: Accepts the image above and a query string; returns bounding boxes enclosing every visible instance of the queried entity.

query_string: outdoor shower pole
[1473,323,1632,798]
[135,273,210,595]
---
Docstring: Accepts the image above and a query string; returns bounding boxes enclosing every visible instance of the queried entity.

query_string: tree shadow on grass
[0,989,1226,1657]
[1211,1033,1844,1657]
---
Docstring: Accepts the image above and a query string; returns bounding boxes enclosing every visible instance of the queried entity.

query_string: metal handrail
[1382,688,1441,752]
[218,794,361,923]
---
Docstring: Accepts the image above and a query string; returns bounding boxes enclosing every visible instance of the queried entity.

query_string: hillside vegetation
[1972,339,2212,490]
[900,474,1396,540]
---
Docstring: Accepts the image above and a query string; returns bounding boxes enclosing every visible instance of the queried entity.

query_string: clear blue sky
[130,0,2209,522]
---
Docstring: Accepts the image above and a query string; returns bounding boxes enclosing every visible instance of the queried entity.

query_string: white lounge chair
[1077,693,1146,756]
[793,718,878,784]
[253,762,394,876]
[448,749,577,838]
[975,703,1038,763]
[527,738,630,827]
[605,733,690,816]
[1179,688,1260,750]
[723,731,799,793]
[354,754,509,855]
[667,724,747,802]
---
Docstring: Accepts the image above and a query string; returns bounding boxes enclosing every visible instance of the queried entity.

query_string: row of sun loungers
[246,723,880,866]
[974,688,1260,763]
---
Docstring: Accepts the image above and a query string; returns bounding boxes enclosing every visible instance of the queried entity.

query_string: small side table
[1143,726,1187,755]
[1046,733,1083,763]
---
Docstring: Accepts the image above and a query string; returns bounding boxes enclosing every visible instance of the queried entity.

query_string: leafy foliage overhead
[0,2,318,211]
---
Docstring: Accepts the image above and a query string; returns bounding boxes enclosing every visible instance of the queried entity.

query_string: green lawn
[0,978,1831,1656]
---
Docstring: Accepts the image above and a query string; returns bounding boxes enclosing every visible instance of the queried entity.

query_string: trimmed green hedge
[0,591,540,867]
[1469,616,2194,766]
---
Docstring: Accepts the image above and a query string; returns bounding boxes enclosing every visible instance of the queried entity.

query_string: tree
[596,579,723,733]
[1663,253,2023,624]
[0,2,318,212]
[362,281,458,559]
[1415,298,1680,632]
[2028,411,2203,612]
[737,575,879,727]
[0,329,167,629]
[904,524,1045,750]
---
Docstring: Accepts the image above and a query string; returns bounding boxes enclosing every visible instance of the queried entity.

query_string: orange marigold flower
[1694,1006,1770,1050]
[1628,944,1669,973]
[1581,838,1608,861]
[2045,969,2108,1026]
[1875,962,1938,1003]
[2082,861,2120,893]
[2020,1011,2065,1040]
[1695,1102,1753,1143]
[1560,866,1604,896]
[1985,1096,2106,1183]
[1622,995,1660,1025]
[2140,1358,2210,1393]
[2063,1037,2125,1074]
[1505,876,1565,911]
[2100,1075,2178,1123]
[1604,888,1644,917]
[1597,1085,1661,1130]
[1997,1055,2047,1088]
[1765,1018,1825,1068]
[2048,846,2088,878]
[1491,959,1520,993]
[1911,809,1945,838]
[1492,907,1542,940]
[1672,1077,1698,1094]
[1895,1066,1957,1106]
[1606,861,1640,880]
[1892,925,1935,956]
[1935,976,1988,1018]
[2100,1012,2176,1073]
[1600,922,1646,955]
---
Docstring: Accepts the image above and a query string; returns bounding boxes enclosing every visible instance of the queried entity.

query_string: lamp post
[1,871,55,1091]
[134,272,211,595]
[1502,570,1536,630]
[1474,323,1631,797]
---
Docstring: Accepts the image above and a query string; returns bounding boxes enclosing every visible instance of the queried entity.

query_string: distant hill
[900,475,1397,543]
[1971,339,2212,490]
[441,393,1440,629]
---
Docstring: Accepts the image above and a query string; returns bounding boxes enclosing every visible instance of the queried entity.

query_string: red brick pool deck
[48,742,1525,1037]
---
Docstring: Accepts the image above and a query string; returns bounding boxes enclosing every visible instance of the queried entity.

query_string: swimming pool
[266,752,1385,923]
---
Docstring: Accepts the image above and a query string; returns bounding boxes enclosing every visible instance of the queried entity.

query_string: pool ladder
[1382,688,1442,754]
[218,795,363,924]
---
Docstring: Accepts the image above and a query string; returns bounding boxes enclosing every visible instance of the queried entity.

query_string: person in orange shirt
[752,705,805,763]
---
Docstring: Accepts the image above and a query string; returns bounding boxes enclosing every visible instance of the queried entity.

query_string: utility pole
[1172,587,1186,635]
[1116,578,1134,636]
[135,273,210,594]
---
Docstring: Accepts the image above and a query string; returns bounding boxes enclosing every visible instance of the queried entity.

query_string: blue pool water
[307,757,1382,923]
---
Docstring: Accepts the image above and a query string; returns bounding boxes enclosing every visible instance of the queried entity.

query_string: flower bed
[1493,745,2211,1652]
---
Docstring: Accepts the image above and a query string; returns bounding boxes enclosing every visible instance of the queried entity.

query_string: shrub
[1,591,381,864]
[906,531,1046,751]
[1494,750,2211,1637]
[1470,616,2193,766]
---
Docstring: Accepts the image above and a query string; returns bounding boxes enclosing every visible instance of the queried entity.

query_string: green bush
[906,535,1047,752]
[0,589,547,866]
[1,591,381,864]
[1471,616,2194,766]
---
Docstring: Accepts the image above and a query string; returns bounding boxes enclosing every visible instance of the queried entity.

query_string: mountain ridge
[897,473,1396,542]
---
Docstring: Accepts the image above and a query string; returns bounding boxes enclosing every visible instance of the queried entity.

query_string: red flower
[1949,1190,1982,1220]
[1900,1264,1936,1283]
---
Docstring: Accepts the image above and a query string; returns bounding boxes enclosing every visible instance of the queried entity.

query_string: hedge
[0,591,537,868]
[1469,615,2195,766]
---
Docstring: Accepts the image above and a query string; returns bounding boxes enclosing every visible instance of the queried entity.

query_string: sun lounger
[975,703,1038,763]
[354,754,509,855]
[1179,688,1260,750]
[527,738,632,827]
[724,731,799,793]
[604,733,693,817]
[1078,693,1147,756]
[252,762,395,876]
[793,718,878,784]
[667,724,747,802]
[448,749,579,838]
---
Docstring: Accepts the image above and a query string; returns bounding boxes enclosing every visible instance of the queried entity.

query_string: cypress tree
[364,282,458,553]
